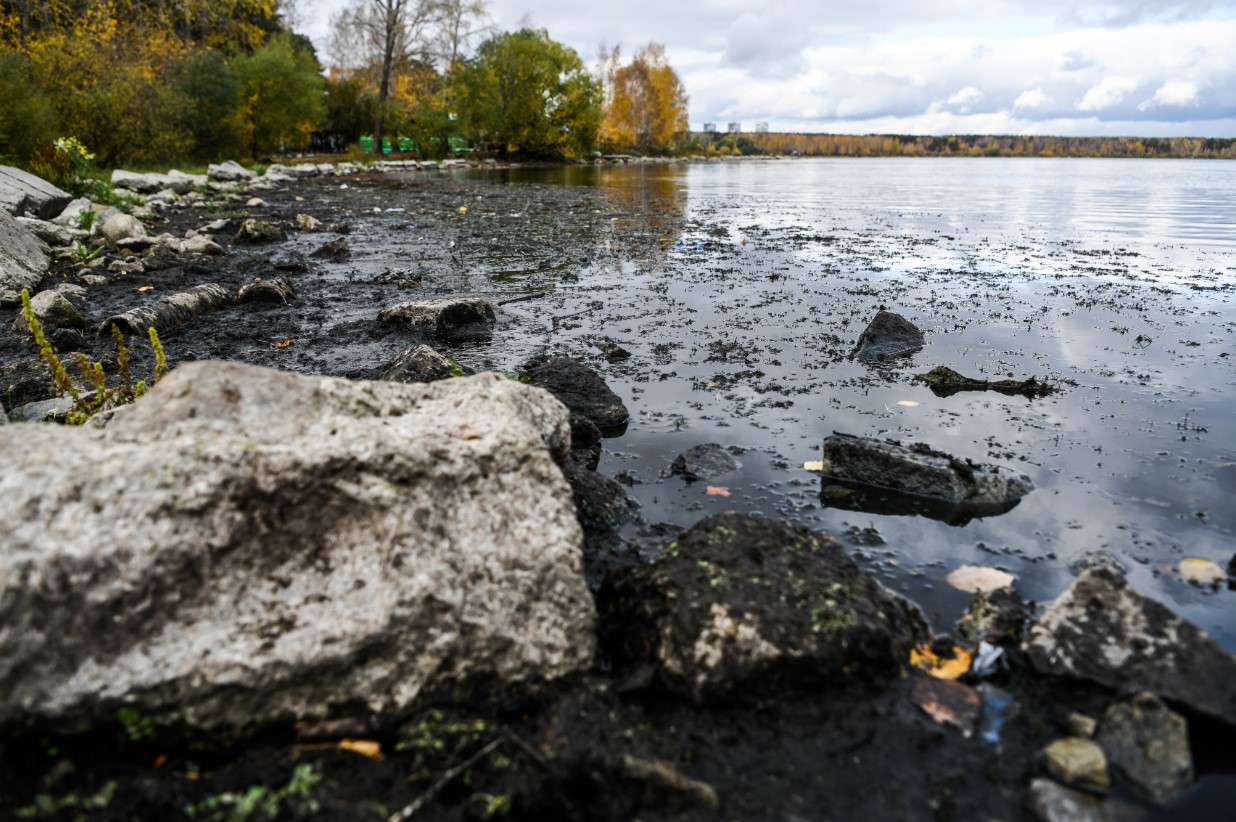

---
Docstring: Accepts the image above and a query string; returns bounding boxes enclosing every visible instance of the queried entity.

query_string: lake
[455,156,1236,651]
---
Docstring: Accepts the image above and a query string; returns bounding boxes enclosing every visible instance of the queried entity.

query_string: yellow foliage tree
[600,43,688,155]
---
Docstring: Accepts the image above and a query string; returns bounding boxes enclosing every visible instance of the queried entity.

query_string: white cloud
[946,86,984,106]
[1077,76,1139,111]
[1140,79,1200,109]
[1013,88,1049,110]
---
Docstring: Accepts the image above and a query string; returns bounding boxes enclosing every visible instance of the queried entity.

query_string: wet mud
[3,158,1235,819]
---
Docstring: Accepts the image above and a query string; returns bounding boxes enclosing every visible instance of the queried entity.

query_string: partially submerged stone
[0,164,72,219]
[236,277,296,304]
[849,310,924,361]
[670,443,739,482]
[521,355,629,430]
[379,343,459,383]
[0,362,594,733]
[1024,566,1236,726]
[1096,693,1193,804]
[820,433,1033,506]
[600,512,928,702]
[234,218,285,243]
[916,365,1056,399]
[379,297,497,337]
[0,208,50,306]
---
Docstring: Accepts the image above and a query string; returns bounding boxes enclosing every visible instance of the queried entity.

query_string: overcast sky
[302,1,1236,137]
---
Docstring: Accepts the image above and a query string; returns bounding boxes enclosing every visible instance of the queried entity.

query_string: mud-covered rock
[310,236,349,258]
[850,310,924,360]
[1024,566,1236,725]
[378,297,497,337]
[0,362,594,733]
[234,218,285,243]
[379,343,460,383]
[236,277,296,304]
[10,289,85,335]
[821,433,1033,505]
[670,443,740,481]
[1096,692,1193,804]
[600,512,928,701]
[0,208,50,306]
[521,355,629,430]
[0,164,72,219]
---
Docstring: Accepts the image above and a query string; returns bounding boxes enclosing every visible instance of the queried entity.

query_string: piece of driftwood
[916,366,1056,399]
[99,283,231,334]
[820,433,1033,506]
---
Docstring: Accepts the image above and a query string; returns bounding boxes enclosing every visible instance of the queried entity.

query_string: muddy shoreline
[3,163,1235,820]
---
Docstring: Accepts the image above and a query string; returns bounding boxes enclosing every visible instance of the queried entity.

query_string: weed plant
[20,288,167,423]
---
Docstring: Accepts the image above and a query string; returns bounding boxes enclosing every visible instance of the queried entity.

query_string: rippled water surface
[439,157,1235,649]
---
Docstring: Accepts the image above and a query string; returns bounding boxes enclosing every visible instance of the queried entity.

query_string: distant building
[727,122,741,133]
[703,122,717,133]
[755,122,769,133]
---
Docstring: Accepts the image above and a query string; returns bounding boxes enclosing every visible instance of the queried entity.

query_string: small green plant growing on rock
[20,288,168,424]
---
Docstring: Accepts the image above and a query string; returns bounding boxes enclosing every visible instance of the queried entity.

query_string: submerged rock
[521,355,629,430]
[600,512,928,702]
[378,297,497,337]
[1024,566,1236,726]
[1096,692,1193,804]
[820,433,1033,506]
[849,310,924,361]
[670,443,740,481]
[0,362,594,733]
[916,365,1056,399]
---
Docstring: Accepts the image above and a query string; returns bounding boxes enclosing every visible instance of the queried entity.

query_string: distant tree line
[0,0,694,172]
[742,133,1236,160]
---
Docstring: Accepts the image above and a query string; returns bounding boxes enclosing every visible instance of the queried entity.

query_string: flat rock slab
[0,208,50,306]
[379,298,497,337]
[0,362,594,733]
[0,164,71,219]
[671,443,739,481]
[821,433,1033,505]
[1024,566,1236,726]
[600,512,927,702]
[850,310,924,361]
[521,355,629,429]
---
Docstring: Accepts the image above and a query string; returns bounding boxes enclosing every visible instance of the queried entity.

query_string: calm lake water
[455,156,1236,655]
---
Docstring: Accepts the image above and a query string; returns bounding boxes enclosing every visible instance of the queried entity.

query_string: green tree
[447,28,600,159]
[233,32,325,157]
[176,49,242,160]
[0,51,58,164]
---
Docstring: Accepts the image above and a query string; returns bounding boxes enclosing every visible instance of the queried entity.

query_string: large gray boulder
[0,208,50,306]
[0,164,72,219]
[600,512,927,701]
[0,362,594,733]
[1025,566,1236,726]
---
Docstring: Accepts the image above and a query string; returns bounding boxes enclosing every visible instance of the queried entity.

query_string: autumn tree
[446,28,601,159]
[233,32,326,157]
[600,43,688,155]
[328,0,442,153]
